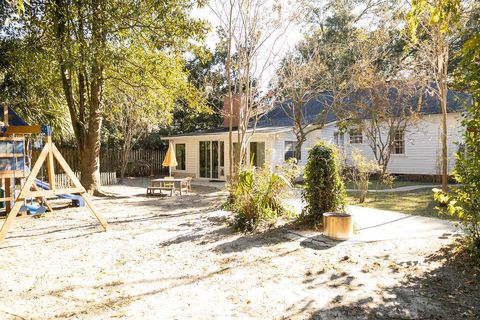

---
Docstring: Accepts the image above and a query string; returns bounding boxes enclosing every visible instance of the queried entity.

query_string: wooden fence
[32,148,168,178]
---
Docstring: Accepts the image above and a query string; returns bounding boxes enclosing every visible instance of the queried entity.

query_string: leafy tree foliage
[436,24,480,258]
[406,0,462,192]
[300,2,359,91]
[102,49,206,180]
[168,48,227,133]
[0,0,207,194]
[0,39,72,140]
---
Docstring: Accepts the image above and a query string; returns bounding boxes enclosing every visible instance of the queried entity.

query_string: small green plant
[350,148,381,203]
[278,157,300,184]
[226,165,292,232]
[301,142,346,225]
[380,172,395,189]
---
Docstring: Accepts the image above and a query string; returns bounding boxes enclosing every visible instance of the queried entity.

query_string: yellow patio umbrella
[162,141,177,177]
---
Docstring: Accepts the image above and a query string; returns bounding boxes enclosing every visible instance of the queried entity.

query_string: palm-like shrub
[226,166,291,232]
[302,142,346,225]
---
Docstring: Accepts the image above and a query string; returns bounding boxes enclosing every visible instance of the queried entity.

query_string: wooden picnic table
[147,177,190,196]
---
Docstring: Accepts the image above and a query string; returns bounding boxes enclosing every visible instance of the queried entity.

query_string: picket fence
[54,172,118,188]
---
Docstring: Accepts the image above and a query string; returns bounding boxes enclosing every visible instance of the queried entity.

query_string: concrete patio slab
[347,205,459,242]
[285,197,459,244]
[192,179,226,189]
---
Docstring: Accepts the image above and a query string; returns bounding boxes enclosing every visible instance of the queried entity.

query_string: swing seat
[20,204,46,216]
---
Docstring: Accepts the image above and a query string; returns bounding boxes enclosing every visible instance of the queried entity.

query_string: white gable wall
[331,113,464,175]
[255,113,464,175]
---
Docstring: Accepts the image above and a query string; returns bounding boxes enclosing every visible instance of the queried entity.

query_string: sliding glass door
[199,141,211,178]
[250,142,265,167]
[199,141,225,179]
[212,141,219,179]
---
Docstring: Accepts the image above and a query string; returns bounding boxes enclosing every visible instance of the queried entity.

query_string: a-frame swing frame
[0,136,108,242]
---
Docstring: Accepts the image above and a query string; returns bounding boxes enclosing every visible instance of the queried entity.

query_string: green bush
[226,166,292,232]
[277,157,300,184]
[433,114,480,258]
[302,142,346,225]
[350,148,381,203]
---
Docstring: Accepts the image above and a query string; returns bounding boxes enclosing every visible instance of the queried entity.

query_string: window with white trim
[284,141,300,160]
[334,132,345,146]
[393,130,405,154]
[349,128,363,144]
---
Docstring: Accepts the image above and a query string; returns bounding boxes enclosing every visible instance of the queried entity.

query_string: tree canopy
[0,0,208,193]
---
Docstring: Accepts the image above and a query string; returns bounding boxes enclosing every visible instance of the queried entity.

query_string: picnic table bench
[146,177,192,197]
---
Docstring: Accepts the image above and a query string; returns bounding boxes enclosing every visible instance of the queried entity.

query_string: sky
[190,0,393,91]
[191,1,306,91]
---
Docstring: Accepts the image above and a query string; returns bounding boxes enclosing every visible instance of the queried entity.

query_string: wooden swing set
[0,104,108,242]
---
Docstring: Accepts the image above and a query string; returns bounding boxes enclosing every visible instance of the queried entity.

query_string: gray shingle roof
[256,94,337,128]
[164,88,470,138]
[258,88,470,127]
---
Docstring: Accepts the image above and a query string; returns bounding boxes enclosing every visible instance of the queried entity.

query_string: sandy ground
[0,177,479,320]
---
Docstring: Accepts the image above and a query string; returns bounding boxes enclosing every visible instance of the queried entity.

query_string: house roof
[417,89,471,114]
[165,125,292,139]
[0,106,29,126]
[341,87,471,118]
[255,94,337,128]
[164,88,470,139]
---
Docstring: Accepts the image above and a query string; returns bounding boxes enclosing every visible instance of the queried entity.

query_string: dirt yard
[0,178,479,319]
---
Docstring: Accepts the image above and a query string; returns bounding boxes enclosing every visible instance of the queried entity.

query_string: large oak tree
[0,0,207,194]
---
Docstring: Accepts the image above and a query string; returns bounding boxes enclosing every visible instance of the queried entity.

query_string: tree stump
[323,212,353,240]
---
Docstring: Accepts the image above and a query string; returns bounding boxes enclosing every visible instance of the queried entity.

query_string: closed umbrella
[162,141,177,177]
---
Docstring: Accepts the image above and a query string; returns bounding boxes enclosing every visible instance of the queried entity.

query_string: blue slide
[34,179,85,207]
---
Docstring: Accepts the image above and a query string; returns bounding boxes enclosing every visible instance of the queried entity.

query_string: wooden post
[3,102,8,127]
[52,144,107,231]
[46,136,56,190]
[4,178,10,213]
[3,103,9,213]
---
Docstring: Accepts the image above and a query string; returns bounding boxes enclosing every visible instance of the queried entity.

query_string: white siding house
[326,113,464,175]
[163,91,468,180]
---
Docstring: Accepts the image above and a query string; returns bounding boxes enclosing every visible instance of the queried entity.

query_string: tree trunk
[295,138,303,161]
[225,2,234,182]
[440,46,449,192]
[119,145,129,183]
[440,82,448,192]
[79,143,102,194]
[79,111,104,195]
[119,127,135,183]
[54,0,106,195]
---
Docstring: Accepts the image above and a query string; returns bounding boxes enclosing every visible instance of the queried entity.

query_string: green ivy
[301,142,346,225]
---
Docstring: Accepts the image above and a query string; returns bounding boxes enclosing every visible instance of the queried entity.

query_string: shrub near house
[226,166,292,232]
[302,142,346,225]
